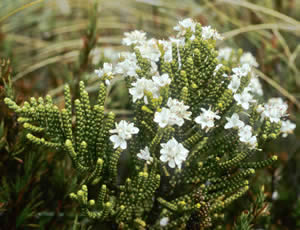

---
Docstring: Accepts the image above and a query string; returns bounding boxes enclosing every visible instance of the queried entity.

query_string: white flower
[174,18,196,36]
[224,113,244,129]
[201,26,223,40]
[110,120,139,140]
[152,73,171,87]
[109,120,139,149]
[95,63,113,78]
[137,146,153,164]
[154,99,192,128]
[129,78,159,104]
[213,64,223,76]
[201,26,214,40]
[137,38,161,62]
[95,63,114,86]
[109,135,127,150]
[217,47,233,61]
[228,75,241,93]
[122,30,146,46]
[232,64,251,78]
[115,52,139,78]
[167,98,192,121]
[154,108,173,128]
[234,88,256,110]
[280,120,296,137]
[248,75,263,96]
[238,125,257,149]
[160,137,189,169]
[160,217,169,227]
[240,52,258,67]
[261,98,288,123]
[195,107,220,130]
[154,108,184,127]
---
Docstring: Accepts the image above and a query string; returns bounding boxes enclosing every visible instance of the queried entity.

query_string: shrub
[4,18,295,229]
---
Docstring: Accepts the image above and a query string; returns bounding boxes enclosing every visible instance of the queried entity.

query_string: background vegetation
[0,0,299,229]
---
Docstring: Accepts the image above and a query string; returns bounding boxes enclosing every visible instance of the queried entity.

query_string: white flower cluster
[228,64,250,94]
[115,52,140,78]
[104,18,296,171]
[173,18,223,41]
[219,47,263,97]
[160,138,189,169]
[226,63,260,110]
[217,47,258,68]
[248,74,263,96]
[137,146,153,164]
[154,98,191,128]
[201,25,223,40]
[129,73,171,104]
[195,107,220,131]
[238,125,257,149]
[94,63,113,86]
[280,120,296,138]
[219,47,295,139]
[109,120,139,149]
[234,87,256,110]
[136,137,190,169]
[258,98,288,123]
[224,113,257,149]
[173,18,196,36]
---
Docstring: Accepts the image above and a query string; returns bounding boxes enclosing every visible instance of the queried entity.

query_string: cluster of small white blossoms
[227,63,259,110]
[224,113,257,149]
[100,18,295,170]
[174,18,223,41]
[129,73,171,104]
[218,47,258,68]
[221,49,295,144]
[194,107,220,132]
[154,98,192,128]
[218,47,263,96]
[102,18,223,169]
[109,120,139,150]
[138,137,189,169]
[257,98,296,137]
[94,63,113,86]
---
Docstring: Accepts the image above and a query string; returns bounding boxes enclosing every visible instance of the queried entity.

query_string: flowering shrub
[4,18,296,229]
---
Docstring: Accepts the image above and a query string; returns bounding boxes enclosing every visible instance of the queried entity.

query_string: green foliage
[233,186,271,230]
[0,59,77,229]
[0,0,298,229]
[4,22,283,229]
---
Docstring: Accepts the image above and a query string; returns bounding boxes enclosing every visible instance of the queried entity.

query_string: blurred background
[0,0,299,229]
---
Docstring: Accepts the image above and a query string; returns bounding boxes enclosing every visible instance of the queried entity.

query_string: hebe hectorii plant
[5,18,295,229]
